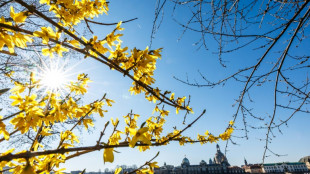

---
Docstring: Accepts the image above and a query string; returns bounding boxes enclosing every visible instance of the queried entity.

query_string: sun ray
[28,53,78,96]
[10,47,93,98]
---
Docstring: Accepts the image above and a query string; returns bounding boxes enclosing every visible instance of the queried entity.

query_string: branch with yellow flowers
[64,122,110,161]
[0,21,190,113]
[56,95,107,150]
[0,109,234,163]
[0,136,231,162]
[127,152,160,174]
[2,0,193,114]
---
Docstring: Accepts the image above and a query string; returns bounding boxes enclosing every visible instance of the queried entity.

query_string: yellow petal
[129,136,138,148]
[103,148,114,163]
[138,135,151,145]
[114,168,122,174]
[170,93,175,100]
[128,128,137,136]
[137,127,148,134]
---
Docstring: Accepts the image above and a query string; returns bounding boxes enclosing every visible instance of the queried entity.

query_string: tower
[216,144,220,151]
[244,157,248,166]
[214,144,230,166]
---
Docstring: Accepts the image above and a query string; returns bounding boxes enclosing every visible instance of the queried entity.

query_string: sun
[27,52,86,96]
[39,68,67,92]
[35,57,72,94]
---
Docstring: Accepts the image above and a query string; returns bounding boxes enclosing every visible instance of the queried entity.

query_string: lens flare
[39,68,66,92]
[23,51,89,96]
[35,57,72,95]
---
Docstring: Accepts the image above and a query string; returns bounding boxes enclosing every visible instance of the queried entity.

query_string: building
[71,171,83,174]
[262,162,309,173]
[155,144,245,174]
[299,156,310,170]
[242,164,264,174]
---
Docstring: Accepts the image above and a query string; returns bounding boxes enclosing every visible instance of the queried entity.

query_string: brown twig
[84,17,138,26]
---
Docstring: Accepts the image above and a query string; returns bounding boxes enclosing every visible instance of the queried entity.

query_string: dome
[214,144,230,166]
[299,156,310,163]
[181,157,190,167]
[214,151,226,163]
[200,160,207,166]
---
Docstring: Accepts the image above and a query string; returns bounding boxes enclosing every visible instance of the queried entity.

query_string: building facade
[242,164,264,174]
[299,156,310,170]
[262,162,309,173]
[155,144,245,174]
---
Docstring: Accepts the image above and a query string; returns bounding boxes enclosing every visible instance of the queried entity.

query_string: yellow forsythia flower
[103,148,114,163]
[33,27,56,44]
[10,7,28,23]
[129,127,151,147]
[0,118,9,140]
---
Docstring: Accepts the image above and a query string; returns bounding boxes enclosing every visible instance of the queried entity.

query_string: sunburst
[34,57,72,95]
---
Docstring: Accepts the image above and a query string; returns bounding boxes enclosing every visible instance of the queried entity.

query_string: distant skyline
[49,0,310,172]
[65,143,308,173]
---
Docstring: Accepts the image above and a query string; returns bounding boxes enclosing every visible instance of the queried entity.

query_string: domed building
[213,144,230,166]
[299,156,310,163]
[200,160,207,166]
[181,157,190,168]
[299,156,310,170]
[155,145,244,174]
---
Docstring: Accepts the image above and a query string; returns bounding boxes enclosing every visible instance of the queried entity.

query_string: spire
[216,144,220,151]
[244,157,248,165]
[209,158,213,164]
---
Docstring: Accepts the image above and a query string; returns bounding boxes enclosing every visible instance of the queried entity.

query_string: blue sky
[56,1,310,172]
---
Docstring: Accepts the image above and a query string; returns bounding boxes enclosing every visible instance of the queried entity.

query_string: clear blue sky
[58,1,310,172]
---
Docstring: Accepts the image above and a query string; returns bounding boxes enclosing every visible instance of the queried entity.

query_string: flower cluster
[40,0,108,26]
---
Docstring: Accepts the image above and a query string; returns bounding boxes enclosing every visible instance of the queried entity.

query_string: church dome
[214,144,230,166]
[215,151,226,162]
[299,156,310,163]
[181,157,190,167]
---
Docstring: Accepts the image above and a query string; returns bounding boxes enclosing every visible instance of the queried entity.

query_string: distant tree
[150,0,310,162]
[0,0,235,174]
